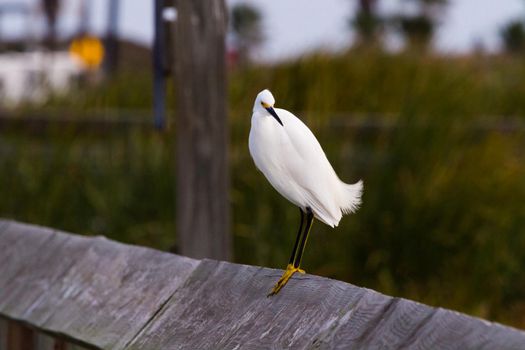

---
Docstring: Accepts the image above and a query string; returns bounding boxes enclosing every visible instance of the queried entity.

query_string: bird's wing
[277,108,343,226]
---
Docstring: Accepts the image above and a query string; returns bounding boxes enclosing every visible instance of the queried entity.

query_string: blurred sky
[1,0,524,61]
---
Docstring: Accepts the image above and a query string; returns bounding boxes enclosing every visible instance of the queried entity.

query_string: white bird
[249,89,363,296]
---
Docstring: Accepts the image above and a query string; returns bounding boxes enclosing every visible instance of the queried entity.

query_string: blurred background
[1,0,525,328]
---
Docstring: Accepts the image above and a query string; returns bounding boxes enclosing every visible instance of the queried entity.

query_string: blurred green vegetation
[2,50,525,328]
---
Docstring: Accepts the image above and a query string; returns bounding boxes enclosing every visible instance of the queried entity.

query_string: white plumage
[249,89,363,227]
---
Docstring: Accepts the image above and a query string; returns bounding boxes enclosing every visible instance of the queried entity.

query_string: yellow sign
[69,36,105,69]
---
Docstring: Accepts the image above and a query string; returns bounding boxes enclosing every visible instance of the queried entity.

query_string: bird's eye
[260,102,264,106]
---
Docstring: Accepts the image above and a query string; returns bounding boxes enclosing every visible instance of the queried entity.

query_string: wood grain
[7,321,34,350]
[1,220,525,350]
[35,332,56,350]
[127,259,371,349]
[402,308,525,350]
[0,221,199,350]
[30,331,91,350]
[124,259,525,350]
[0,221,65,319]
[0,318,7,350]
[38,236,199,350]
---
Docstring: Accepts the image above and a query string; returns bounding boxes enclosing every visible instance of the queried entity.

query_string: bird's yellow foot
[268,264,305,296]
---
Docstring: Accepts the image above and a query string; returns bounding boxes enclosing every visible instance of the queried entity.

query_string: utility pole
[173,0,231,260]
[153,0,173,129]
[104,0,120,75]
[42,0,60,49]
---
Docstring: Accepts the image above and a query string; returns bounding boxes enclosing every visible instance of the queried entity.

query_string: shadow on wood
[0,220,524,350]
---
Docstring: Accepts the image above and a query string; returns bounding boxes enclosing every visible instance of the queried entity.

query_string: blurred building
[0,1,84,107]
[0,51,84,106]
[0,0,117,107]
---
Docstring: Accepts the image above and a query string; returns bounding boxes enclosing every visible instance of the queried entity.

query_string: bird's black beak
[266,107,283,126]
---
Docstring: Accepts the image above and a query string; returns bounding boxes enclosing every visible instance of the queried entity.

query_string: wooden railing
[1,220,525,349]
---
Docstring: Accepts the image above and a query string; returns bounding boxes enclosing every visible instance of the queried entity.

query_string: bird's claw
[267,264,305,297]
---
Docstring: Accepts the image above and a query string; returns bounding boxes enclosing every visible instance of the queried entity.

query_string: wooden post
[7,322,34,350]
[173,0,231,260]
[0,318,7,350]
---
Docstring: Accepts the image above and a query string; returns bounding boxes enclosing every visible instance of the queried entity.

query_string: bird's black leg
[288,208,305,266]
[293,207,314,269]
[267,208,309,296]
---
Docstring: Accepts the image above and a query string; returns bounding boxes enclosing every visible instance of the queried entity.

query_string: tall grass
[2,50,525,327]
[1,130,175,249]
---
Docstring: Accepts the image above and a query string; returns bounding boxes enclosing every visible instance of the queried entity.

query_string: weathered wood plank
[350,298,436,349]
[2,220,525,350]
[35,332,56,350]
[310,293,525,349]
[404,308,525,350]
[0,225,90,323]
[38,236,199,350]
[0,318,7,350]
[66,343,91,350]
[7,321,35,350]
[127,258,525,350]
[0,219,10,235]
[0,222,68,326]
[67,343,91,350]
[0,221,200,350]
[309,296,438,349]
[127,259,372,349]
[30,331,90,350]
[0,221,57,281]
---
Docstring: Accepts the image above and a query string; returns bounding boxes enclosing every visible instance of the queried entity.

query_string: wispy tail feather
[341,180,363,214]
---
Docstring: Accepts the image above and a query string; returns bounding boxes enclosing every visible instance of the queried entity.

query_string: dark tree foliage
[501,20,525,54]
[399,15,433,47]
[231,3,263,65]
[350,0,383,47]
[394,0,448,50]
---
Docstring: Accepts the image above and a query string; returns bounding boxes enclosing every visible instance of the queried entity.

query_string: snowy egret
[249,89,363,296]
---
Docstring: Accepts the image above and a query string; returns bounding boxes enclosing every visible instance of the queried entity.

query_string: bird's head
[253,89,283,126]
